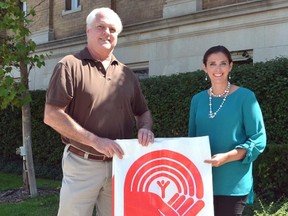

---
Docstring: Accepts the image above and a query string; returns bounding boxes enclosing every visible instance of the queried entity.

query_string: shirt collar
[79,47,119,65]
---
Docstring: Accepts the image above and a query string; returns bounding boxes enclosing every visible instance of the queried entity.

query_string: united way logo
[123,150,205,216]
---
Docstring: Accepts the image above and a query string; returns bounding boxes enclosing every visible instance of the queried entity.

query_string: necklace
[209,82,231,118]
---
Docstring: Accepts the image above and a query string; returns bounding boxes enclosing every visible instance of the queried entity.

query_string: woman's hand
[204,153,229,167]
[204,148,247,167]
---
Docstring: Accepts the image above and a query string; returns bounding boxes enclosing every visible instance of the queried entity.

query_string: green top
[188,87,266,198]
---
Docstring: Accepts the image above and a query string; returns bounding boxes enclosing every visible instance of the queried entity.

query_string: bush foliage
[0,57,287,200]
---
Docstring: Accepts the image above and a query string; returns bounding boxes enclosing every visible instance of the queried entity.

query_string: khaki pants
[57,144,112,216]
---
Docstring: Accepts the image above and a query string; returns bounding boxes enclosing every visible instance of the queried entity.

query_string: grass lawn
[0,194,59,216]
[0,172,287,215]
[0,172,60,216]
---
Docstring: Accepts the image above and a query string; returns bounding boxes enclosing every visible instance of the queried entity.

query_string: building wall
[27,0,50,32]
[28,0,164,41]
[202,0,252,9]
[28,0,288,90]
[115,0,164,25]
[52,0,112,39]
[27,0,255,41]
[28,0,53,43]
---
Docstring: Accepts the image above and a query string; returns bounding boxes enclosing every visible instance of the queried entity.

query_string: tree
[0,0,46,197]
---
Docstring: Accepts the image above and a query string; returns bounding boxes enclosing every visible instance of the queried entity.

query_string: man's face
[86,11,118,55]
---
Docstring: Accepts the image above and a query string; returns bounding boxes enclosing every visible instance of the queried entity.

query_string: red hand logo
[125,191,205,216]
[122,150,205,216]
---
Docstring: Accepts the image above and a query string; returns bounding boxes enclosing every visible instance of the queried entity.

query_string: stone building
[23,0,288,90]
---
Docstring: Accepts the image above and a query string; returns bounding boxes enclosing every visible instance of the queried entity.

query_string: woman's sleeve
[188,96,197,137]
[235,91,267,164]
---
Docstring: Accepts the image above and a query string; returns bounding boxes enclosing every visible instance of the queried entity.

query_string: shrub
[0,57,287,198]
[254,144,288,200]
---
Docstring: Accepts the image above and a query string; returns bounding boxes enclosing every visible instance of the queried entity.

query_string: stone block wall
[115,0,164,25]
[203,0,252,9]
[28,0,255,41]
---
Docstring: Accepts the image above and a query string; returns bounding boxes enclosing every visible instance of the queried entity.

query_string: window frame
[62,0,81,16]
[231,49,253,66]
[126,61,149,79]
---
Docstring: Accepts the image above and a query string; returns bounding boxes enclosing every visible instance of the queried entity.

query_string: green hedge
[231,58,288,144]
[140,69,208,137]
[141,57,288,143]
[254,144,288,200]
[0,91,63,178]
[0,57,287,200]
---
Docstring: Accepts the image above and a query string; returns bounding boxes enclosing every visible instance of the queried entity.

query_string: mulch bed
[0,188,59,203]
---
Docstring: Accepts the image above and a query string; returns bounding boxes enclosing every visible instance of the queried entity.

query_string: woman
[188,45,266,216]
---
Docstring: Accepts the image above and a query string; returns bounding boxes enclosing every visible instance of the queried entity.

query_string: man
[44,7,154,216]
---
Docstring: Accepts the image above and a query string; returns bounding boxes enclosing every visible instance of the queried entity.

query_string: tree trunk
[22,100,38,197]
[20,58,38,197]
[22,160,29,190]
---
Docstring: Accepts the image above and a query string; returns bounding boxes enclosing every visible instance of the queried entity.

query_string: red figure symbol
[157,180,170,199]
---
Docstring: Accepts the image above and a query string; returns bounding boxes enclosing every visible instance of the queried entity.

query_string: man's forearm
[135,110,153,130]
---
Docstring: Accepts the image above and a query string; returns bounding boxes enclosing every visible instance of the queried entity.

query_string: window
[65,0,80,11]
[126,62,149,79]
[133,68,149,79]
[22,1,27,15]
[62,0,81,15]
[231,49,253,66]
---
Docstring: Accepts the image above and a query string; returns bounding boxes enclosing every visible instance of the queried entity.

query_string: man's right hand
[94,137,124,159]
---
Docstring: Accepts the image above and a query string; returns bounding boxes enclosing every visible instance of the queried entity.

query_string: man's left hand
[138,128,154,146]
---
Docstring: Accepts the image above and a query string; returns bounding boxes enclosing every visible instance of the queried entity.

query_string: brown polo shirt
[46,47,149,154]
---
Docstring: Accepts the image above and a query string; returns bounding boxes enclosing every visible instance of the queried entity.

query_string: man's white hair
[86,7,123,34]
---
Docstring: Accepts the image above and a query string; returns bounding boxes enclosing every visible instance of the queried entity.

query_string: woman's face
[203,52,233,85]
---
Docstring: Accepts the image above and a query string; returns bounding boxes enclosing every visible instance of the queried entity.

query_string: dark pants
[214,195,248,216]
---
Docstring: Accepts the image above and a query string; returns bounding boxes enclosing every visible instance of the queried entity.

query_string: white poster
[113,136,214,216]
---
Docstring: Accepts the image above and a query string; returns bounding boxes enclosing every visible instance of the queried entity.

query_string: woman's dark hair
[203,45,233,65]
